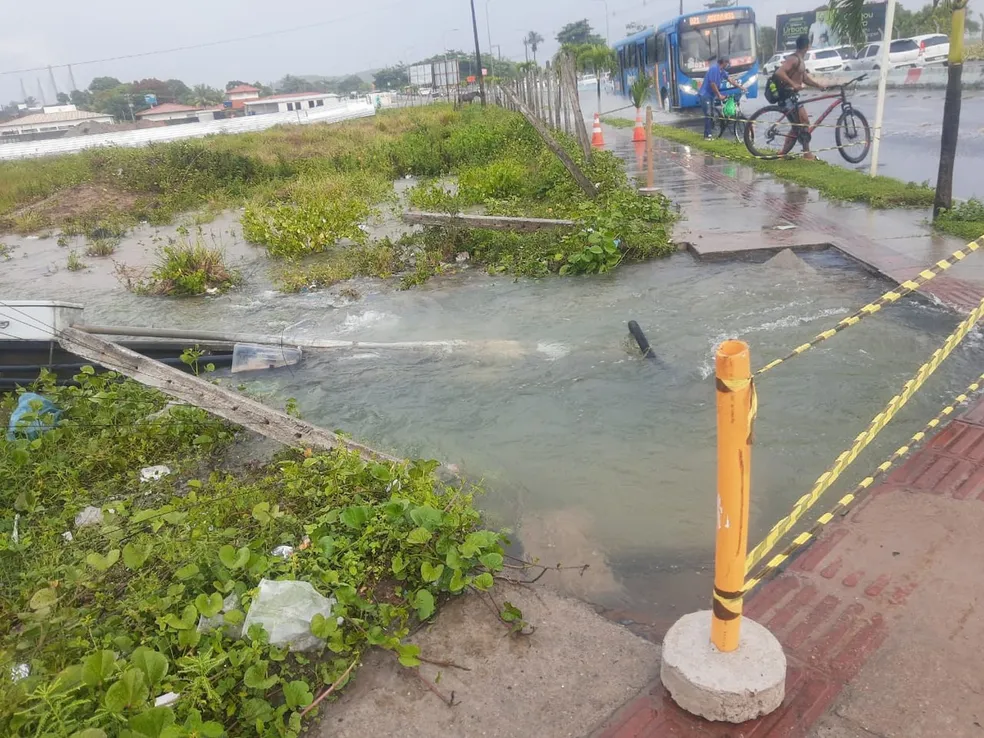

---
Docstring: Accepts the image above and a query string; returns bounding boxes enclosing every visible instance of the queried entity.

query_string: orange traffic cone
[591,113,605,149]
[632,107,646,142]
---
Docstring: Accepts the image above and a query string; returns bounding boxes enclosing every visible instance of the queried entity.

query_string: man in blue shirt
[698,57,742,140]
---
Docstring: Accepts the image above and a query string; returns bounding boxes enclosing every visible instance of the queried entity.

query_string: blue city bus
[613,7,759,110]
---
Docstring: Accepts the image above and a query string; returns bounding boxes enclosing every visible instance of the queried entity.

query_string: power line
[0,2,408,77]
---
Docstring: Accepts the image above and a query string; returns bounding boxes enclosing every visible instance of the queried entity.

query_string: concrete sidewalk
[586,128,984,738]
[611,128,984,312]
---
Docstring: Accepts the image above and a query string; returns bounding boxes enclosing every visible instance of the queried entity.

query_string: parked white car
[909,33,950,65]
[845,39,921,70]
[804,48,845,73]
[763,53,791,75]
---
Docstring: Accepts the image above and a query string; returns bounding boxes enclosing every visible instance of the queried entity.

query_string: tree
[275,75,311,94]
[556,19,605,47]
[252,81,274,97]
[56,92,70,105]
[69,89,92,108]
[828,0,966,217]
[758,26,777,63]
[524,31,545,64]
[338,75,369,95]
[88,76,122,93]
[374,65,408,91]
[574,43,617,105]
[226,80,247,90]
[186,84,224,106]
[165,79,192,101]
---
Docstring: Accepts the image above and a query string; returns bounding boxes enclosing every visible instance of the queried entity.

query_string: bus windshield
[679,21,756,75]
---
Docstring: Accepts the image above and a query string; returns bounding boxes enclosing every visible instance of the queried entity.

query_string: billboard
[433,60,460,88]
[409,64,432,87]
[776,3,887,50]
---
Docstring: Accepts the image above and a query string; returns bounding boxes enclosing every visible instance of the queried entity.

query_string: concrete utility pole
[869,0,897,177]
[470,0,488,105]
[68,64,78,92]
[486,0,494,78]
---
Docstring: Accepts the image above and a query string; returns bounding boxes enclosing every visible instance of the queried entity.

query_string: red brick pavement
[590,398,984,738]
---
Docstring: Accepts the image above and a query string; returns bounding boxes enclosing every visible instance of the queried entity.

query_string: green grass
[934,199,984,242]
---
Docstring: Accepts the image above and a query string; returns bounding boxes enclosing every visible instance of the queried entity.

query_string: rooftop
[135,103,219,117]
[0,108,112,129]
[226,84,260,94]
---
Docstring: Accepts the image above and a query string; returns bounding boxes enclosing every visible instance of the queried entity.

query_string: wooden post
[645,105,655,190]
[499,85,598,198]
[561,55,591,160]
[561,71,571,134]
[545,63,554,129]
[554,65,562,130]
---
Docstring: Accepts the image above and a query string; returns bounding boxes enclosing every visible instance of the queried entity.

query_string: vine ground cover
[0,371,506,737]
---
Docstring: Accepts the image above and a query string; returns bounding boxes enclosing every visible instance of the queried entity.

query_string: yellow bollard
[712,340,754,652]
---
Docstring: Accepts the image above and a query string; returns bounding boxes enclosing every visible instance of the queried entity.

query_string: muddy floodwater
[3,215,982,624]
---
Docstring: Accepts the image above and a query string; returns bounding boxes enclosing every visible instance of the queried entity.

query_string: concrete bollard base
[660,610,786,723]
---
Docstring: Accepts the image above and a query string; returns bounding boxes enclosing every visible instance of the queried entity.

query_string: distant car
[909,33,950,65]
[763,52,791,75]
[419,87,433,96]
[834,45,858,61]
[804,48,845,74]
[846,39,921,70]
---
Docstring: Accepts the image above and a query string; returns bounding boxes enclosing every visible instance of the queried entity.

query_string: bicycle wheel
[835,108,871,164]
[733,114,747,144]
[743,105,797,159]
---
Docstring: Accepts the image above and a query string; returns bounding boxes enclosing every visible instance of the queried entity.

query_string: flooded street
[4,212,982,621]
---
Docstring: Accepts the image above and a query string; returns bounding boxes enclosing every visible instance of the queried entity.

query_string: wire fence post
[712,339,753,653]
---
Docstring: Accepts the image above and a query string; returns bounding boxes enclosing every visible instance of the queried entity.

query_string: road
[583,88,983,201]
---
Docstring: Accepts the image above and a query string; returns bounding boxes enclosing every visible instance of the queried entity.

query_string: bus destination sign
[685,8,751,26]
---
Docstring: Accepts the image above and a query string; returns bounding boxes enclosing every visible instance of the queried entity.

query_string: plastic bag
[722,96,737,118]
[242,579,336,652]
[6,392,61,441]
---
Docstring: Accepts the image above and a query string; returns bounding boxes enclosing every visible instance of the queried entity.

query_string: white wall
[139,110,218,123]
[0,102,376,160]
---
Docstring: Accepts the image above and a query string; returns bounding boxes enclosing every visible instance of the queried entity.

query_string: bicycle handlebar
[834,73,868,88]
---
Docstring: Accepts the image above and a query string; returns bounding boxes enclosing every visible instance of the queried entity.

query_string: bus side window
[628,44,637,69]
[655,33,666,63]
[646,36,658,66]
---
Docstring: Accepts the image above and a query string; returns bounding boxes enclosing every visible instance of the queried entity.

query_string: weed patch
[85,238,120,257]
[119,239,239,296]
[0,371,506,737]
[611,119,937,209]
[934,198,984,242]
[66,250,85,272]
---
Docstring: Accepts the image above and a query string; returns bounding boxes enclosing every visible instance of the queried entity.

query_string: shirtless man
[774,33,828,159]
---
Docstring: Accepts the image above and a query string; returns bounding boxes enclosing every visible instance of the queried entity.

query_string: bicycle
[743,74,871,163]
[711,86,748,144]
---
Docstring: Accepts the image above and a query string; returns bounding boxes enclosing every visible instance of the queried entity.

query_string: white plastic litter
[10,663,29,681]
[271,545,294,559]
[62,531,74,542]
[140,465,171,483]
[12,513,19,544]
[197,593,243,639]
[242,579,336,652]
[74,506,103,529]
[154,692,180,707]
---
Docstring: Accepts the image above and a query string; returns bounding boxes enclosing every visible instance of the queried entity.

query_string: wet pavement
[585,88,984,201]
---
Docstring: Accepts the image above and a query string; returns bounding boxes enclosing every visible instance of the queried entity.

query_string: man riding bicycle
[773,34,829,160]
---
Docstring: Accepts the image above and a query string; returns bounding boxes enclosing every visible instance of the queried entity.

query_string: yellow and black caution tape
[756,235,984,376]
[743,371,984,595]
[745,292,984,572]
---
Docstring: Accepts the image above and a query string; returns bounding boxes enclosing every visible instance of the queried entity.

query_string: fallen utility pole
[498,84,599,198]
[57,326,402,463]
[402,211,576,231]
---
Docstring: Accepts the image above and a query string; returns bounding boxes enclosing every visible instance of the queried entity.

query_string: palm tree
[575,43,617,107]
[525,31,545,65]
[829,0,966,218]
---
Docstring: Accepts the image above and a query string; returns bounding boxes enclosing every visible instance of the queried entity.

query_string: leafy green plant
[935,198,984,241]
[0,370,508,737]
[66,250,85,271]
[85,238,119,257]
[119,239,239,296]
[629,73,653,110]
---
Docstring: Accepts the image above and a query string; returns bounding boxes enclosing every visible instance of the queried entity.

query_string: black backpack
[764,73,781,104]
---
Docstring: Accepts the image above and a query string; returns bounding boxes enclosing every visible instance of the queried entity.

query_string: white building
[244,92,342,115]
[225,84,261,110]
[135,103,222,123]
[0,105,114,137]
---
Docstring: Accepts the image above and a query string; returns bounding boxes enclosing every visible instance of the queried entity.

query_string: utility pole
[933,0,967,218]
[48,66,59,100]
[68,64,78,92]
[868,0,897,177]
[20,78,28,104]
[470,0,487,105]
[36,77,46,106]
[486,0,494,79]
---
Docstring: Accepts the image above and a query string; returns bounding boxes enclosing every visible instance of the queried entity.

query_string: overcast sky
[1,0,798,103]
